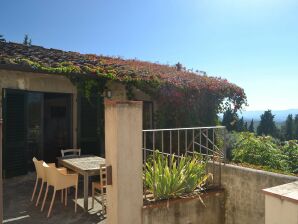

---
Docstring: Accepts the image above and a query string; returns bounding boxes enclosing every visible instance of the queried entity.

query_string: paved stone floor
[3,173,106,224]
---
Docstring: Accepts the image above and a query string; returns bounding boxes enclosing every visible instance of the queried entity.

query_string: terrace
[3,109,297,224]
[3,125,226,224]
[0,42,297,224]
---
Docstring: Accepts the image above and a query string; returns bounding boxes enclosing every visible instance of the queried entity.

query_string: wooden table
[58,155,106,211]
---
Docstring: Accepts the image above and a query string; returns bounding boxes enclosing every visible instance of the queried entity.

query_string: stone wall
[142,190,225,224]
[142,161,298,224]
[220,164,298,224]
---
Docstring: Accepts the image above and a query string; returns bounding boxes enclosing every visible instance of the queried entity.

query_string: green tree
[23,34,29,45]
[236,116,245,132]
[285,114,294,140]
[0,34,5,42]
[23,34,31,46]
[294,114,298,140]
[248,119,254,133]
[222,108,238,131]
[257,110,277,137]
[244,121,248,131]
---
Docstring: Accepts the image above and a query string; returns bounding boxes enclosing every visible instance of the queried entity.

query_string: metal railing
[142,126,227,201]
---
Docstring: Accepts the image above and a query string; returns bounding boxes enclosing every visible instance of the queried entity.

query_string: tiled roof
[0,42,244,98]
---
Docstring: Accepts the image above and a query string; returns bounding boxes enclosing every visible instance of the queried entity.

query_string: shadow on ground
[3,173,106,224]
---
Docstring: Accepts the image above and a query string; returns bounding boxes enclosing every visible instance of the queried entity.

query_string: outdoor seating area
[3,172,106,224]
[1,98,297,224]
[58,155,106,211]
[2,150,107,223]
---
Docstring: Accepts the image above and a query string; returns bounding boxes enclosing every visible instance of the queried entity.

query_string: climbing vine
[1,43,247,129]
[4,58,110,99]
[66,74,108,99]
[125,81,135,100]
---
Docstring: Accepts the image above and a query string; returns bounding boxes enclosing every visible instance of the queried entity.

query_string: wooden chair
[31,158,65,207]
[61,149,81,177]
[91,164,107,213]
[61,149,81,157]
[41,165,78,218]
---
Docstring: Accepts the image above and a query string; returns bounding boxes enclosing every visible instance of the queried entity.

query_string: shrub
[144,151,211,200]
[232,132,288,171]
[282,140,298,173]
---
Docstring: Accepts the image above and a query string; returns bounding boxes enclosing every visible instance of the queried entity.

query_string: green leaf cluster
[144,151,211,200]
[282,140,298,173]
[232,132,298,174]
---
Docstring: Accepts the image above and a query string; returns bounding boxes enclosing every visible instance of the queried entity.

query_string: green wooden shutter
[78,96,104,156]
[3,90,27,178]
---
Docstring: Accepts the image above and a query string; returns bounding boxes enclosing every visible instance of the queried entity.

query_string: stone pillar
[105,100,143,224]
[263,181,298,224]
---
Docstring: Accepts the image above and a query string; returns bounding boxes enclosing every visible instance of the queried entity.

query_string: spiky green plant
[144,151,211,200]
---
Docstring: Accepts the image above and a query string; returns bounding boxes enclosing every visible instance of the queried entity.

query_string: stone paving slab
[3,173,106,224]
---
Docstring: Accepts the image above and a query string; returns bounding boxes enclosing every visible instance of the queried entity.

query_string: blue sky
[1,0,298,111]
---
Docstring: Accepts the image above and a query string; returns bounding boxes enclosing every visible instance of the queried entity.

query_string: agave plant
[144,151,211,200]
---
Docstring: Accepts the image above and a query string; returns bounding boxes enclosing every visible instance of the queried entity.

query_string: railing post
[0,118,2,223]
[105,100,143,224]
[223,128,228,164]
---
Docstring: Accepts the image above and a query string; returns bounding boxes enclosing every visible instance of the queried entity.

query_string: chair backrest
[100,164,107,206]
[61,149,81,157]
[44,165,78,189]
[100,164,107,188]
[33,157,45,179]
[44,164,58,186]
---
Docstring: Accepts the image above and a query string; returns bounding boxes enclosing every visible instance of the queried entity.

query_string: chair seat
[57,167,67,175]
[92,182,106,190]
[65,169,77,174]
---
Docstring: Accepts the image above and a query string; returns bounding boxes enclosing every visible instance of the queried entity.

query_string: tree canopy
[0,34,5,42]
[285,114,294,140]
[294,115,298,140]
[248,119,254,133]
[222,108,239,131]
[257,110,277,137]
[23,34,32,46]
[236,116,245,132]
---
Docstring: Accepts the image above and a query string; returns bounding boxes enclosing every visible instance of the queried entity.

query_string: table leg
[84,173,89,211]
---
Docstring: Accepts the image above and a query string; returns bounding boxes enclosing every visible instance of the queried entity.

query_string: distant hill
[239,109,298,122]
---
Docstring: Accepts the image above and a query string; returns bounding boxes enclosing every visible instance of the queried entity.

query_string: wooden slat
[3,91,27,178]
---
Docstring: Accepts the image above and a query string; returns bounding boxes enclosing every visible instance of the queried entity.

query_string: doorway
[43,93,72,163]
[2,89,72,178]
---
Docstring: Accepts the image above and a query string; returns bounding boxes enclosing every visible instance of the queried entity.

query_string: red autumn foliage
[0,42,247,111]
